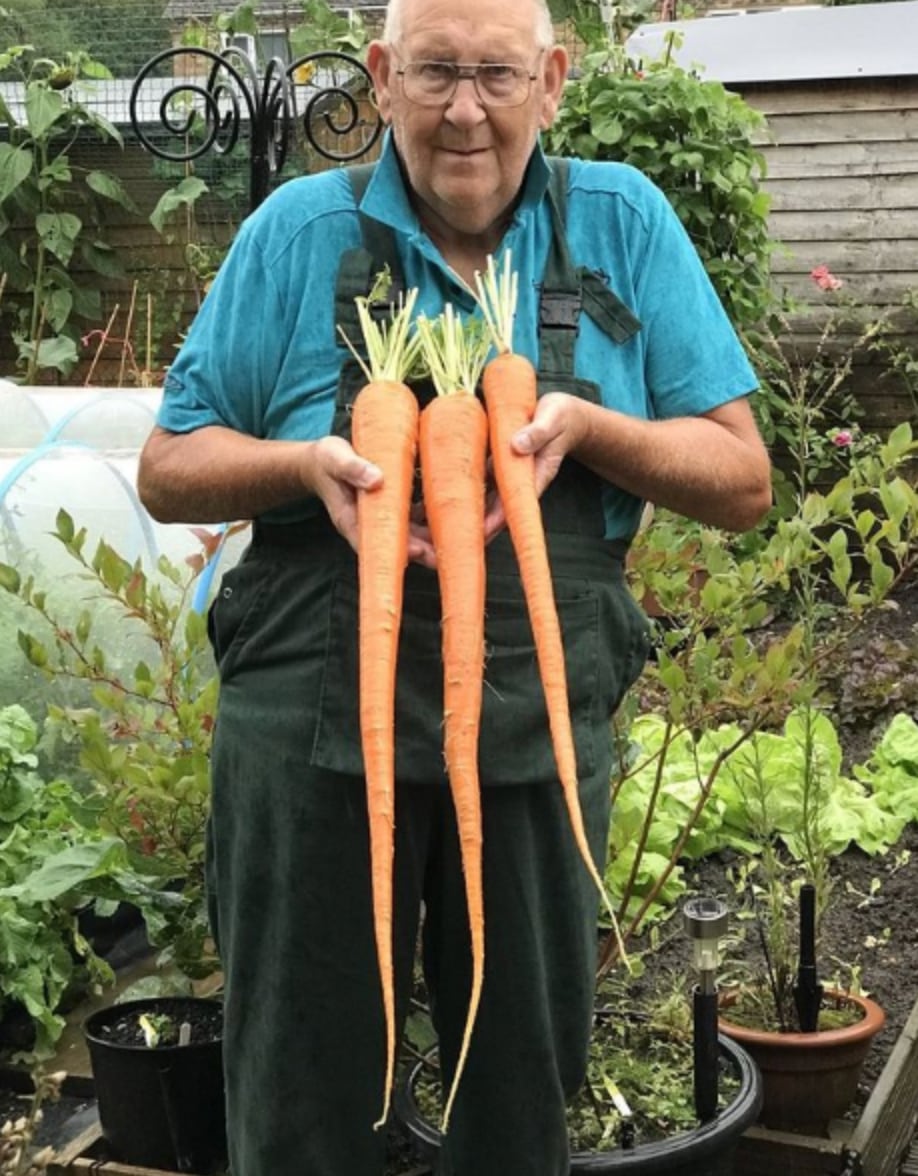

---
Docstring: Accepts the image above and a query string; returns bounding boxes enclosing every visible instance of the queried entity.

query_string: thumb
[352,458,383,488]
[511,428,535,455]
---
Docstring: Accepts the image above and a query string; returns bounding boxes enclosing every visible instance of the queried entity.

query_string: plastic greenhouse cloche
[0,382,51,450]
[0,386,244,595]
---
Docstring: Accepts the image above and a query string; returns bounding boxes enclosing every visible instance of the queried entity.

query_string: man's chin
[435,192,503,235]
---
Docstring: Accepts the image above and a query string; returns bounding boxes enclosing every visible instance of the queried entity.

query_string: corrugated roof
[626,0,918,83]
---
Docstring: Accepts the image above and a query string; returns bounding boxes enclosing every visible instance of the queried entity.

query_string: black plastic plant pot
[83,996,227,1174]
[395,1035,762,1176]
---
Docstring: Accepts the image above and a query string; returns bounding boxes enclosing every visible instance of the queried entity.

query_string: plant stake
[793,882,824,1032]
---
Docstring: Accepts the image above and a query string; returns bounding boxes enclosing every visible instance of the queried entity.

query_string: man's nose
[445,75,488,124]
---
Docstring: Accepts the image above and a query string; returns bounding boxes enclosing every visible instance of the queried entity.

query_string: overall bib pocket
[311,573,445,782]
[310,573,604,786]
[478,585,600,784]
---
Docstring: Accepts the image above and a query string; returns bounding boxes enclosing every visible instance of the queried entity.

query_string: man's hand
[310,436,436,567]
[307,435,382,549]
[483,392,583,542]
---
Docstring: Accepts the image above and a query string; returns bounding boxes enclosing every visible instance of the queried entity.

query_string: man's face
[367,0,567,240]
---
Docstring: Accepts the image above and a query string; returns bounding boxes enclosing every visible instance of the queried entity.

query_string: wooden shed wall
[736,75,918,434]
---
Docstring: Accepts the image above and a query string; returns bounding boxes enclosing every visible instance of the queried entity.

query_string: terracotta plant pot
[395,1035,763,1175]
[717,988,885,1135]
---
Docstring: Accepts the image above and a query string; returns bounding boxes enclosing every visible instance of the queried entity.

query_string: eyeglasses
[395,58,541,108]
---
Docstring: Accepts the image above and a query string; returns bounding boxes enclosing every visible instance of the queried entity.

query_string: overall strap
[334,162,406,354]
[542,157,642,362]
[539,157,583,379]
[536,158,642,540]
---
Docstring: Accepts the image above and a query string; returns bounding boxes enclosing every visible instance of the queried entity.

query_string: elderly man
[137,0,771,1171]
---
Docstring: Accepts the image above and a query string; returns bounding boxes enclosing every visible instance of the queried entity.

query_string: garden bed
[6,578,917,1176]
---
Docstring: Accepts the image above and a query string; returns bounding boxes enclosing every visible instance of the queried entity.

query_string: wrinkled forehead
[394,0,547,58]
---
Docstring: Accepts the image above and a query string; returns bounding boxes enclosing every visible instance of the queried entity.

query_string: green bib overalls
[205,159,651,1176]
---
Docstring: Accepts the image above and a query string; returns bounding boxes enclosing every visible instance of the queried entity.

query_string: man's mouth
[439,145,488,157]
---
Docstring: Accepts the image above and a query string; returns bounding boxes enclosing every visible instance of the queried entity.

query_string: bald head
[382,0,556,49]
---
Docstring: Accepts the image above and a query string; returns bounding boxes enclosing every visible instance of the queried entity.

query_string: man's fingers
[345,456,383,489]
[315,435,382,490]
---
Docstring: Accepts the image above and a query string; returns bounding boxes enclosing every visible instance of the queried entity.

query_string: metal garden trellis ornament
[128,42,383,213]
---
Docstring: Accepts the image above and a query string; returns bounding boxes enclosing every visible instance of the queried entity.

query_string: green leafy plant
[137,1011,179,1048]
[854,714,918,819]
[288,0,369,59]
[0,512,220,983]
[548,0,659,49]
[545,42,775,331]
[606,266,918,1015]
[606,409,917,967]
[0,704,121,1058]
[0,45,138,381]
[608,709,909,929]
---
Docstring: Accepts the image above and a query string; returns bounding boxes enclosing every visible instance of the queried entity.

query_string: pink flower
[811,265,843,292]
[832,430,853,448]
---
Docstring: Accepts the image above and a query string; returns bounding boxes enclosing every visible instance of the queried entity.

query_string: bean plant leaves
[150,176,208,234]
[86,169,138,212]
[0,837,127,903]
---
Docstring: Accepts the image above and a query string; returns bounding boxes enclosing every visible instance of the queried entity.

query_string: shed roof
[626,0,918,84]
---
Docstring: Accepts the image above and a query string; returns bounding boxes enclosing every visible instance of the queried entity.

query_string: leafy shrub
[545,45,775,331]
[0,703,119,1057]
[0,512,219,984]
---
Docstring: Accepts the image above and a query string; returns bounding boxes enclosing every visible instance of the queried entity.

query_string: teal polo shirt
[158,132,757,538]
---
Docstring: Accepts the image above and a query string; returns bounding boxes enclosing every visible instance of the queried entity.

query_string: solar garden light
[683,896,730,1123]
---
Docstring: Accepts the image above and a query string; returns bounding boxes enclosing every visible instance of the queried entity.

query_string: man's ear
[366,41,393,124]
[539,45,569,130]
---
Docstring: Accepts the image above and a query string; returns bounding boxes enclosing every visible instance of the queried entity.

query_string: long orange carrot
[415,307,491,1133]
[475,255,624,951]
[340,281,422,1128]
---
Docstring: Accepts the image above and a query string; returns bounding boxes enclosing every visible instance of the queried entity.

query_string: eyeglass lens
[401,62,532,106]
